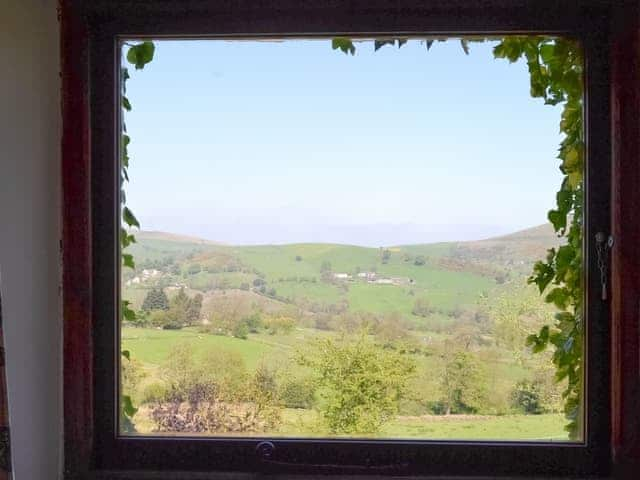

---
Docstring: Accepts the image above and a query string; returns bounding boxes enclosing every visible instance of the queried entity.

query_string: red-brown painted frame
[61,0,640,478]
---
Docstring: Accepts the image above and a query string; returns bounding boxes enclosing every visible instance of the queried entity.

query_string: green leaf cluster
[493,36,584,438]
[297,334,415,434]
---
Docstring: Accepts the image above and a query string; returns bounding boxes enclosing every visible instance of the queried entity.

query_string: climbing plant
[119,36,584,438]
[119,40,156,431]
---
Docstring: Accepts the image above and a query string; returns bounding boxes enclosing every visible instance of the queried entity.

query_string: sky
[124,39,564,246]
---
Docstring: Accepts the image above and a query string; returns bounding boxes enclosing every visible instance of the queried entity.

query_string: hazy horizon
[134,220,548,248]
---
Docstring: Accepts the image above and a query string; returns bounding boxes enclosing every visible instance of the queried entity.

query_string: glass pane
[119,37,584,441]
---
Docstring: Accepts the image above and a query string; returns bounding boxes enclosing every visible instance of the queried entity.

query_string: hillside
[122,223,560,331]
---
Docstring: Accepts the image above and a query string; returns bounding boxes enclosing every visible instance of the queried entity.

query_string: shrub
[279,376,316,409]
[141,382,169,404]
[511,380,544,414]
[187,263,202,274]
[413,255,426,266]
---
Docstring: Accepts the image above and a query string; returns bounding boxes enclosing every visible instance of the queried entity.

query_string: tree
[381,249,391,264]
[440,349,486,415]
[374,312,409,347]
[297,334,415,434]
[414,255,426,266]
[141,288,169,312]
[185,293,203,325]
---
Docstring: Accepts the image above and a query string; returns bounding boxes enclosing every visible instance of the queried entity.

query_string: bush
[413,255,426,266]
[511,380,544,414]
[141,382,169,404]
[279,376,316,409]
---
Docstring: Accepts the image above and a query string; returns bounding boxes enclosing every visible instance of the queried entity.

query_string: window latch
[595,232,614,301]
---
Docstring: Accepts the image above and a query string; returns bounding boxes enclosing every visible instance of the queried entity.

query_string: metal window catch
[595,232,614,301]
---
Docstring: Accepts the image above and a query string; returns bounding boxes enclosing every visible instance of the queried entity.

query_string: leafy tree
[440,349,486,415]
[381,249,391,264]
[295,255,302,262]
[185,292,203,325]
[511,380,544,414]
[374,312,409,347]
[413,255,426,266]
[141,287,169,312]
[297,334,415,434]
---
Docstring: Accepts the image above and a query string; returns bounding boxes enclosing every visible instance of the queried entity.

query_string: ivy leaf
[121,350,131,361]
[529,260,554,293]
[122,207,140,228]
[539,44,555,63]
[548,209,566,232]
[425,39,434,50]
[123,253,135,269]
[374,39,395,51]
[122,300,136,321]
[397,38,407,48]
[122,96,132,112]
[126,41,155,70]
[460,39,470,55]
[332,37,355,55]
[121,228,136,249]
[122,394,138,417]
[545,287,570,310]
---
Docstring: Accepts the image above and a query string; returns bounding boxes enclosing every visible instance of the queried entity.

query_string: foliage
[141,382,169,404]
[279,375,316,409]
[511,380,544,414]
[493,37,584,438]
[120,355,146,432]
[440,348,486,414]
[297,334,415,434]
[119,40,155,429]
[263,315,296,335]
[153,343,281,433]
[141,287,169,312]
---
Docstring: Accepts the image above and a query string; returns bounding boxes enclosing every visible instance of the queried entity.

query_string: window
[64,1,620,477]
[119,37,580,443]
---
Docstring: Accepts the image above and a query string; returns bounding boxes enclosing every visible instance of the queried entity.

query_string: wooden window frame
[60,0,640,478]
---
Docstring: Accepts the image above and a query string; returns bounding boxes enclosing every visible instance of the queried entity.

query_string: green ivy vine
[119,41,156,431]
[119,37,584,438]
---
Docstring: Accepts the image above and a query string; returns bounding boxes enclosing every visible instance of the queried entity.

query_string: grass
[278,409,568,441]
[132,405,568,441]
[122,327,277,368]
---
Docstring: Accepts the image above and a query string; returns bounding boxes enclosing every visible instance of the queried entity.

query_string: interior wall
[0,1,62,479]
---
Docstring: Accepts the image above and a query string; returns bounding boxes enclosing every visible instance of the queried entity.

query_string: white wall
[0,1,62,479]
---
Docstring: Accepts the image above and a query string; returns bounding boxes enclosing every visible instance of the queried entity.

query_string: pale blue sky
[124,39,563,246]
